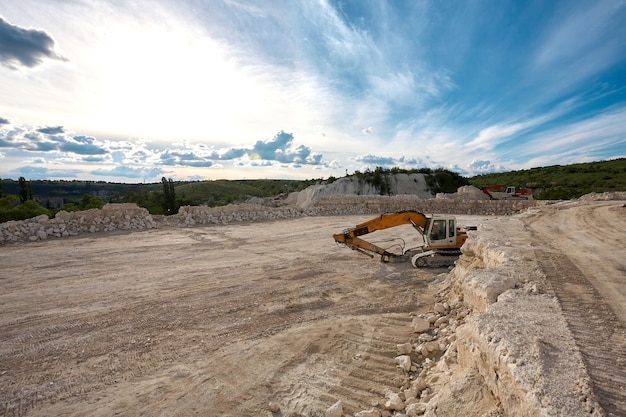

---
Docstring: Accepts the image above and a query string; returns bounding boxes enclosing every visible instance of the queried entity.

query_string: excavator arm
[333,211,430,261]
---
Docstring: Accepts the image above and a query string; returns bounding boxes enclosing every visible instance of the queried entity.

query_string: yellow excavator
[333,210,475,267]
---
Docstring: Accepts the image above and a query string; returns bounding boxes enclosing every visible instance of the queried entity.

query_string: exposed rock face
[441,216,603,416]
[286,174,433,208]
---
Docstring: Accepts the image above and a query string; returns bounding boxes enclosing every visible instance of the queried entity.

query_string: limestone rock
[412,317,430,333]
[395,355,412,371]
[406,402,427,416]
[267,402,280,413]
[397,342,412,354]
[326,400,342,417]
[433,302,447,314]
[411,377,427,393]
[355,409,381,417]
[385,392,405,411]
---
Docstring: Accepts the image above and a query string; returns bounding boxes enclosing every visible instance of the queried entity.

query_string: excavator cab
[425,218,458,249]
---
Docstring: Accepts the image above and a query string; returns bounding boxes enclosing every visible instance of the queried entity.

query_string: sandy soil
[1,202,625,416]
[0,215,455,417]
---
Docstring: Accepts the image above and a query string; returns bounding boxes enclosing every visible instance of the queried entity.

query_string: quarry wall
[0,196,537,245]
[446,214,601,416]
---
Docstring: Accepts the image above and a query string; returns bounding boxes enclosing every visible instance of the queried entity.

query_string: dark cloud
[91,165,165,179]
[250,131,322,165]
[215,147,246,160]
[160,150,213,167]
[252,131,294,160]
[353,154,396,166]
[82,156,106,162]
[12,165,48,177]
[0,17,67,69]
[0,116,10,124]
[37,125,65,135]
[11,165,79,179]
[0,128,107,155]
[22,132,59,152]
[59,135,107,155]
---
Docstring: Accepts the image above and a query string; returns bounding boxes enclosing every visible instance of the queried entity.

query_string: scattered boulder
[396,342,412,354]
[384,392,405,411]
[405,402,427,416]
[395,355,412,372]
[326,400,342,417]
[412,317,430,333]
[354,409,381,417]
[267,402,280,413]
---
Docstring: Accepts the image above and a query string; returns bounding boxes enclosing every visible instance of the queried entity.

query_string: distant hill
[468,158,626,199]
[1,159,625,211]
[174,179,318,206]
[0,180,162,208]
[0,178,318,210]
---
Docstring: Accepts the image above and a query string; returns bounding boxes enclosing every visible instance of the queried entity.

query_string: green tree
[0,196,49,222]
[80,194,104,210]
[18,177,32,203]
[162,177,177,215]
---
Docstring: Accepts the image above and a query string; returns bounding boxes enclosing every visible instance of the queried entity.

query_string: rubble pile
[578,191,626,201]
[0,197,536,245]
[435,185,489,200]
[0,203,156,244]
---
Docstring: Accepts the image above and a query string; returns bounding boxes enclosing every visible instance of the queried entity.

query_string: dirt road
[1,215,450,416]
[524,202,626,416]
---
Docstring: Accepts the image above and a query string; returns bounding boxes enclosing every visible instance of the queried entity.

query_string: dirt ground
[1,202,625,416]
[0,215,454,417]
[523,201,626,416]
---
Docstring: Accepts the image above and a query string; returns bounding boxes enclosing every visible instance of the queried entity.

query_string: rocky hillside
[285,174,434,208]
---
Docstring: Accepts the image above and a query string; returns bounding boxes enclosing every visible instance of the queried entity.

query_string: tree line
[0,176,178,222]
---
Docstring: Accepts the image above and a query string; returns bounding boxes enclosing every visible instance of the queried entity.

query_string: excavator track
[410,249,461,268]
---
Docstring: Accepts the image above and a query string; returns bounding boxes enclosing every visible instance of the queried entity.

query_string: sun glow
[76,21,259,142]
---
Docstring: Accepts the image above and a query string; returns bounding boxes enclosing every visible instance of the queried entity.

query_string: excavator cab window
[448,219,455,238]
[429,219,447,241]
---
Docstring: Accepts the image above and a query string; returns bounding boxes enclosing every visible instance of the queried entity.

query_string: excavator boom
[333,210,428,240]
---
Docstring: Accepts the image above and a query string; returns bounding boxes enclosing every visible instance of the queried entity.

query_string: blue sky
[1,0,625,183]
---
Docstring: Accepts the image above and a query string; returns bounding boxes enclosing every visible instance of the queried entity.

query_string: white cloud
[468,159,508,174]
[532,1,626,97]
[468,123,526,151]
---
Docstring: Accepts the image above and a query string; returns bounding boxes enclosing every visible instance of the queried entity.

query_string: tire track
[267,313,414,416]
[526,203,626,416]
[534,248,626,416]
[0,216,437,417]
